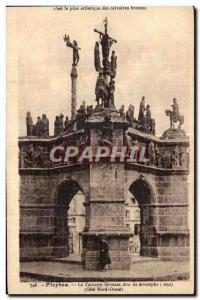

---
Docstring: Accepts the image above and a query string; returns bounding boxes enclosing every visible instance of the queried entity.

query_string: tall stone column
[70,66,77,123]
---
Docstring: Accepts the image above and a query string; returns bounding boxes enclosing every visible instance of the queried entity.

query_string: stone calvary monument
[19,19,190,270]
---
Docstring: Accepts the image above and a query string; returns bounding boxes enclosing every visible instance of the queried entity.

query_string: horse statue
[165,109,184,129]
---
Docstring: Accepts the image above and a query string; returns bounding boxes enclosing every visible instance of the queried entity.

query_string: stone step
[131,255,158,264]
[46,255,82,265]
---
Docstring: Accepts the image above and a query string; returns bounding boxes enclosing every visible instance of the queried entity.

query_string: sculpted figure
[87,105,94,115]
[111,50,117,78]
[26,111,33,136]
[24,144,35,167]
[165,98,184,129]
[171,98,179,122]
[155,144,162,167]
[148,141,155,165]
[40,114,49,137]
[58,114,64,134]
[64,116,69,131]
[63,35,81,66]
[126,105,134,127]
[35,116,42,137]
[94,18,117,68]
[107,79,115,107]
[171,146,180,169]
[150,119,156,136]
[138,96,146,124]
[95,70,107,106]
[146,104,151,124]
[54,116,60,136]
[94,41,101,72]
[179,148,185,168]
[119,105,125,118]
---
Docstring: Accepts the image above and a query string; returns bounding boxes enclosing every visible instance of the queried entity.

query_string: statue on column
[63,34,81,66]
[26,111,33,136]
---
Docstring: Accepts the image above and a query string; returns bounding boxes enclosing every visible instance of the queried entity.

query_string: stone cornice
[19,163,89,175]
[127,127,189,146]
[18,129,85,146]
[125,162,189,175]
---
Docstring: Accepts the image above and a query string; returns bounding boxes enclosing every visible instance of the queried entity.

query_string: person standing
[99,236,111,271]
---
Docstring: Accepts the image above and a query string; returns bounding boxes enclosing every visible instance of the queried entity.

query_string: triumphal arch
[19,19,190,270]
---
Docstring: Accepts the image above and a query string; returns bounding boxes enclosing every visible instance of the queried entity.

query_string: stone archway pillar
[81,112,133,270]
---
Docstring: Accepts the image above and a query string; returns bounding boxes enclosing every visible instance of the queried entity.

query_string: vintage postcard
[7,6,195,295]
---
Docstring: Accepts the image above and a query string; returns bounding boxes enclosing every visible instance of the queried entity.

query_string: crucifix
[94,18,117,69]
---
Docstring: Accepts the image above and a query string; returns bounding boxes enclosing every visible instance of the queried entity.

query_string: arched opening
[127,178,158,259]
[125,193,141,257]
[68,191,85,255]
[54,179,85,259]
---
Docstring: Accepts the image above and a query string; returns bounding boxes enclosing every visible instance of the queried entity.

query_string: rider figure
[171,98,179,123]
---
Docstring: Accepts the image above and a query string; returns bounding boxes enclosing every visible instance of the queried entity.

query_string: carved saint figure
[171,146,180,169]
[64,35,80,66]
[26,111,33,136]
[155,145,162,167]
[54,116,60,136]
[40,114,49,137]
[119,105,125,118]
[35,116,42,137]
[148,141,155,166]
[146,104,151,124]
[58,113,64,134]
[107,79,115,107]
[111,50,117,78]
[126,105,134,127]
[95,70,107,106]
[94,41,101,72]
[138,97,146,124]
[64,116,69,131]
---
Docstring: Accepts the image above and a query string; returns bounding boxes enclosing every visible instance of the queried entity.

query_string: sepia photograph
[6,5,195,295]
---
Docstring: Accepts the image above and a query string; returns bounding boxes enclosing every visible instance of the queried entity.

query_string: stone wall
[125,168,189,261]
[19,167,89,260]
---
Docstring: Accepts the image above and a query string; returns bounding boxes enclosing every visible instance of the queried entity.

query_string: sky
[7,6,194,137]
